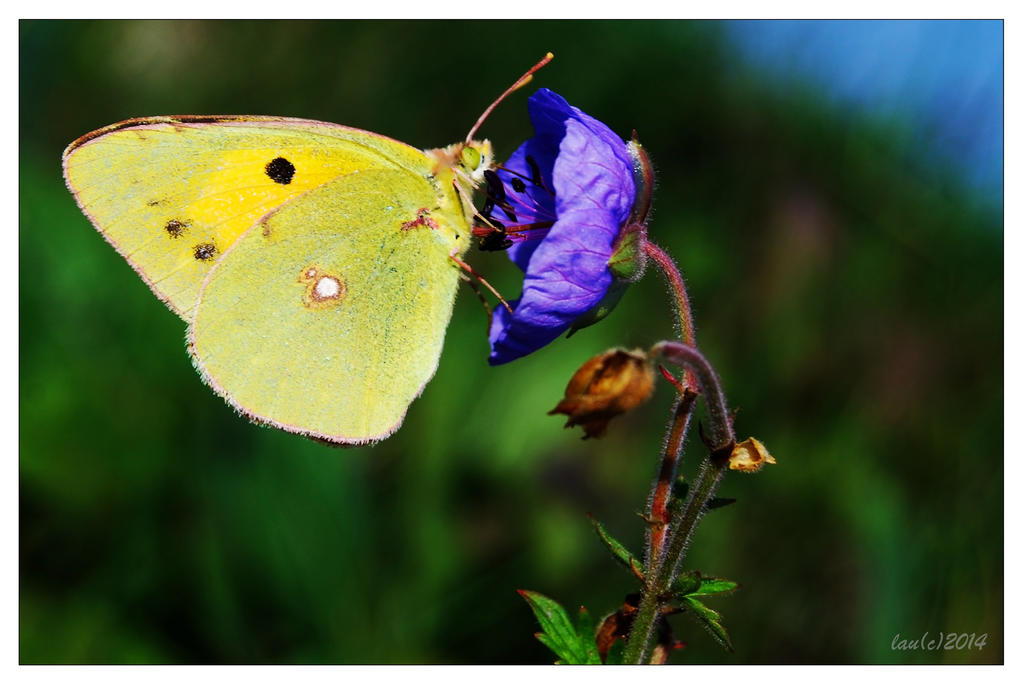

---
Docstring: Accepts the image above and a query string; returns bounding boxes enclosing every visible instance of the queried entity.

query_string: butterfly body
[63,115,491,444]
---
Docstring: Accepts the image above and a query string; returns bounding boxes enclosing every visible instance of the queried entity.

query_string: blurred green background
[20,20,1002,664]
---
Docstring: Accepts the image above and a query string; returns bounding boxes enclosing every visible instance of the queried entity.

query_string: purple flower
[485,89,637,365]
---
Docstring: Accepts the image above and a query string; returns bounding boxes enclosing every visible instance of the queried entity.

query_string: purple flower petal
[499,139,556,272]
[553,117,635,227]
[488,89,636,365]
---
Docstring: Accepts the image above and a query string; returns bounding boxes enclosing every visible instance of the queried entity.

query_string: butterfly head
[428,139,494,192]
[457,139,494,185]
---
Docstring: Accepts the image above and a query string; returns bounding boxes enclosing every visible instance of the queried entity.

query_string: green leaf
[673,571,740,598]
[692,577,740,596]
[604,639,626,665]
[673,570,703,596]
[518,590,601,664]
[679,596,734,652]
[575,606,602,665]
[588,515,643,575]
[519,590,578,663]
[669,573,738,653]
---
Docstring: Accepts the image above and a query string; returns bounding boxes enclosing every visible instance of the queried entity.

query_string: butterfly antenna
[465,52,554,143]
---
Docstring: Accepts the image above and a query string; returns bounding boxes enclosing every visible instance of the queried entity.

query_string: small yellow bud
[728,437,777,472]
[549,349,655,439]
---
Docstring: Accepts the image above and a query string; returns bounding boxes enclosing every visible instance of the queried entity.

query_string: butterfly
[62,54,552,445]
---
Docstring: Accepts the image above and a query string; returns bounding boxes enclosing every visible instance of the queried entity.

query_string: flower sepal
[626,136,655,227]
[607,223,648,282]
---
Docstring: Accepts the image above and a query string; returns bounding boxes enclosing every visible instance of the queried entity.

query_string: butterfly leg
[448,250,514,316]
[459,272,494,335]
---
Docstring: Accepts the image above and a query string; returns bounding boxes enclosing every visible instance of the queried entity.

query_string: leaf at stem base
[518,590,602,664]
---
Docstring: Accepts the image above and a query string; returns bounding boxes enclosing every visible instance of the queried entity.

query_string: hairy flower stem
[652,342,733,449]
[626,457,729,664]
[645,389,697,561]
[642,243,699,562]
[663,455,729,582]
[625,342,736,664]
[643,241,696,350]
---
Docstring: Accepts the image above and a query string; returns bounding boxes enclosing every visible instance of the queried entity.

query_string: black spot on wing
[165,219,188,238]
[265,156,295,184]
[193,242,218,261]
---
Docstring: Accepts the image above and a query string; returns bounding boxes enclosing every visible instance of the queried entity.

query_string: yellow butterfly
[62,54,552,445]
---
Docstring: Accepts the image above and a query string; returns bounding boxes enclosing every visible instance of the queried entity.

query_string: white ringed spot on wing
[298,265,346,310]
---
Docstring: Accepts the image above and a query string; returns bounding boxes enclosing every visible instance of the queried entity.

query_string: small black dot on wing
[265,156,295,184]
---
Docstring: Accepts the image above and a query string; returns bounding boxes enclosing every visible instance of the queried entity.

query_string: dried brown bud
[728,437,777,472]
[549,348,655,439]
[596,593,684,664]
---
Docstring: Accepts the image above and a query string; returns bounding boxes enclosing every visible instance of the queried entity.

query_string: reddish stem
[642,241,700,563]
[627,343,736,664]
[645,388,698,561]
[643,241,696,350]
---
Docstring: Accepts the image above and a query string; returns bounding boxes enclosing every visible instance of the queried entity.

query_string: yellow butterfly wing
[64,115,479,443]
[62,116,441,319]
[189,168,468,443]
